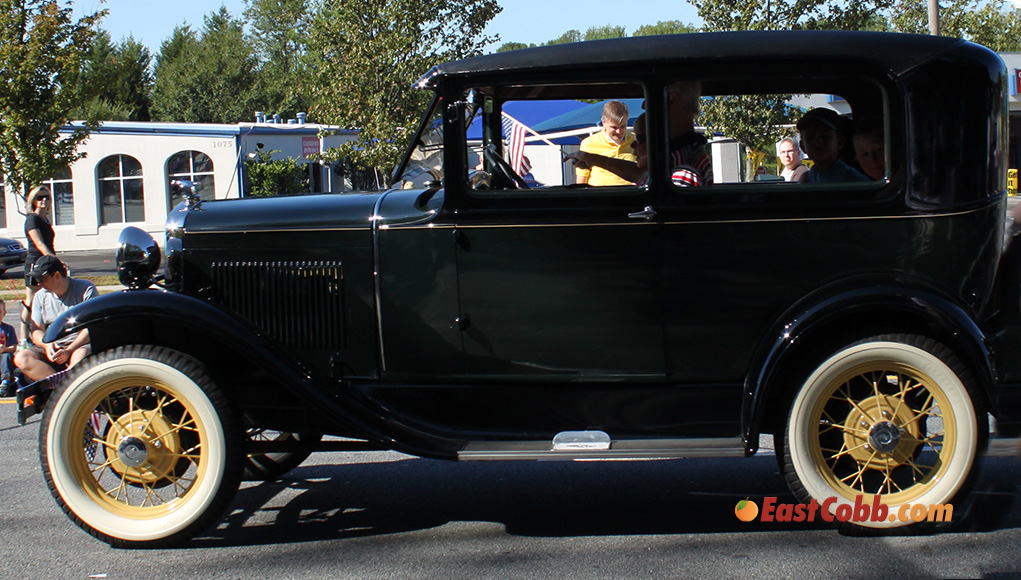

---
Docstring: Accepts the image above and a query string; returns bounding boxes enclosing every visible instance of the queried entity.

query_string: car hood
[173,191,385,234]
[171,188,444,235]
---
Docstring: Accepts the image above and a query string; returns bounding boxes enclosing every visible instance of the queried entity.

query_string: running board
[458,434,746,461]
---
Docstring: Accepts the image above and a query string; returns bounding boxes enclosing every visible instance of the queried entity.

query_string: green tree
[887,0,1021,51]
[633,20,699,36]
[583,25,626,41]
[544,29,581,45]
[0,0,105,194]
[151,7,260,123]
[304,0,501,176]
[78,31,154,121]
[245,0,311,118]
[496,41,535,52]
[244,145,309,197]
[694,0,892,31]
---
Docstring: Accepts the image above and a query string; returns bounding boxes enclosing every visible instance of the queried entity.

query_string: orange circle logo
[735,498,759,522]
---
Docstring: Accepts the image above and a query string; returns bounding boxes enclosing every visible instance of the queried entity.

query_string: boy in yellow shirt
[576,100,637,186]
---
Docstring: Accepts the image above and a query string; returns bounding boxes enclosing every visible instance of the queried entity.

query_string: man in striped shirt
[664,80,712,187]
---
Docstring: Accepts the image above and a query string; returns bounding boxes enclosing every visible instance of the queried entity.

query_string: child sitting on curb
[0,301,19,396]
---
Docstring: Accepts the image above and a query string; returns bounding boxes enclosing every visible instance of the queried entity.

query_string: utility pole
[928,0,940,35]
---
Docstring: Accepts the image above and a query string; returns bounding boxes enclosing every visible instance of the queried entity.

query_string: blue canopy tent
[532,98,645,144]
[465,100,588,141]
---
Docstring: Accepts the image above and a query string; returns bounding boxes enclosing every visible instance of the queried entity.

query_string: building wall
[5,122,357,252]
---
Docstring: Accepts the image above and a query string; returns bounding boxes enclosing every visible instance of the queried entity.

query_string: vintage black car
[21,30,1021,547]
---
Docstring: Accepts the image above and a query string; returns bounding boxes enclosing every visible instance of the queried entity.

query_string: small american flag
[501,113,528,176]
[84,411,102,462]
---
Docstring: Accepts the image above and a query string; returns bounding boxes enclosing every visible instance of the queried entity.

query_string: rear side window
[666,80,887,190]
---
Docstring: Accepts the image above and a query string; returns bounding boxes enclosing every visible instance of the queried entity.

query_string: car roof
[417,30,977,88]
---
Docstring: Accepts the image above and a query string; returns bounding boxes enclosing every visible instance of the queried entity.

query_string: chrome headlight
[117,227,161,289]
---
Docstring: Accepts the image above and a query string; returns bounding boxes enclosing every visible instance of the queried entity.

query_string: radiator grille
[211,261,344,351]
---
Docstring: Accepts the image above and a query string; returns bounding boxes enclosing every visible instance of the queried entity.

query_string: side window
[40,167,74,226]
[677,81,886,189]
[167,150,215,208]
[98,154,144,225]
[466,84,646,195]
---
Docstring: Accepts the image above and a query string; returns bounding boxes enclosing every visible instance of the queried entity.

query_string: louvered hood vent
[210,261,344,351]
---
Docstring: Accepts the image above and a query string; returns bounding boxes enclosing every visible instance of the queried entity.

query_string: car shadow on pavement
[193,453,1021,548]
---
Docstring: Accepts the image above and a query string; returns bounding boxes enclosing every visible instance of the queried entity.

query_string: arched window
[167,150,214,207]
[98,155,144,225]
[41,167,74,225]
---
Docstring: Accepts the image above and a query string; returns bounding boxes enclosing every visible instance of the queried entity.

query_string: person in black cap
[14,255,96,382]
[797,108,869,184]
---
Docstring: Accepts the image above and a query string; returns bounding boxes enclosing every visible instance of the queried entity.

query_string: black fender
[743,283,997,452]
[43,289,466,458]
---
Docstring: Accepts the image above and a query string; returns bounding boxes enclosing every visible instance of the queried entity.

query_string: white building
[7,118,359,252]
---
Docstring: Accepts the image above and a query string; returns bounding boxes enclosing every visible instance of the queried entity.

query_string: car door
[453,187,664,380]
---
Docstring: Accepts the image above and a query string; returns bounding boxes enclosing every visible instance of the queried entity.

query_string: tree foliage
[885,0,1021,51]
[583,25,626,41]
[544,29,582,45]
[695,0,893,31]
[0,0,104,195]
[78,30,153,121]
[304,0,501,176]
[151,7,260,123]
[245,0,311,118]
[244,145,309,197]
[496,41,535,52]
[633,20,699,36]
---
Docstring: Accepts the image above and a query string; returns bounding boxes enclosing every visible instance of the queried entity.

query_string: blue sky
[71,0,703,54]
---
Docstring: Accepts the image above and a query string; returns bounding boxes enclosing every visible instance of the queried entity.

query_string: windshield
[396,97,445,189]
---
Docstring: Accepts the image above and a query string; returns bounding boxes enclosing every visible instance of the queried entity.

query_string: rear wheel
[40,346,242,548]
[783,335,985,532]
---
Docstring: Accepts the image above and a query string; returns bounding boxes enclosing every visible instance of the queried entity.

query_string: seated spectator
[0,301,17,396]
[797,108,869,184]
[853,116,886,180]
[14,256,96,382]
[577,100,637,186]
[777,137,808,182]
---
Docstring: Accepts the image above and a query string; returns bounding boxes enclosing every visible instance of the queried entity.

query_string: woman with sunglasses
[22,185,56,342]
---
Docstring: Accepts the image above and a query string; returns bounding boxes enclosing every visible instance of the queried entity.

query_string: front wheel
[783,335,986,532]
[40,346,242,548]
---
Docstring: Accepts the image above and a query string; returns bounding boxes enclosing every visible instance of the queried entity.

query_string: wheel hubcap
[868,421,901,453]
[106,408,185,484]
[841,393,922,469]
[116,436,149,468]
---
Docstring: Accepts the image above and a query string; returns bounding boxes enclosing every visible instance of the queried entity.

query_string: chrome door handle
[628,206,657,220]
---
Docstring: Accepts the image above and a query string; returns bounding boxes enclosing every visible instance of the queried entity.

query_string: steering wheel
[483,145,530,190]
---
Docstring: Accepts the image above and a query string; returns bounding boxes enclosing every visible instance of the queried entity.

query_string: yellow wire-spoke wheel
[42,346,241,548]
[784,336,983,531]
[73,381,204,513]
[810,362,955,504]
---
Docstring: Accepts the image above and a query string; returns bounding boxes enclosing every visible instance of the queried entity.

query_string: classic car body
[24,30,1021,547]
